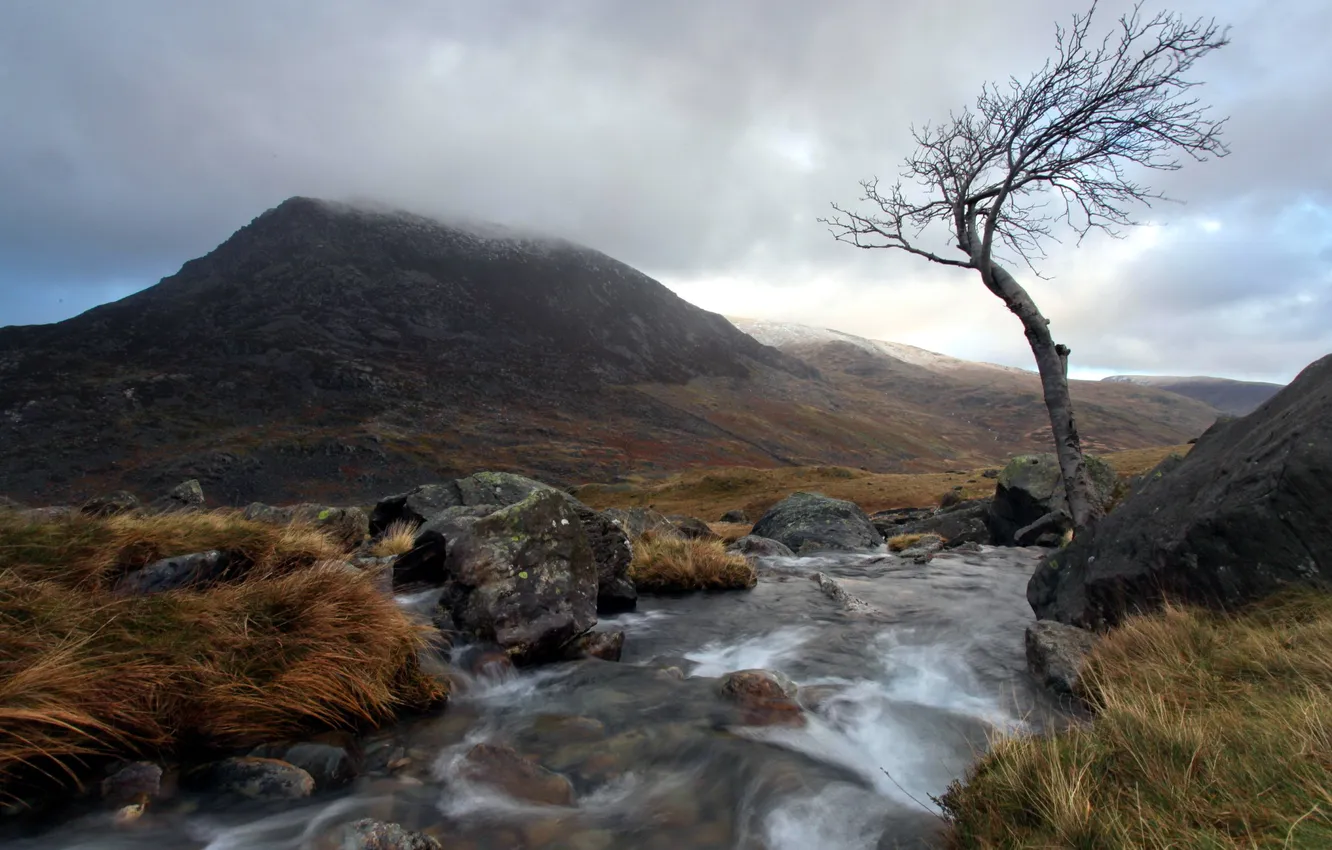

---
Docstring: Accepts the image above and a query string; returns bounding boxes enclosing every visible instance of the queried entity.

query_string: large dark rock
[1029,354,1332,628]
[151,479,205,514]
[114,550,236,595]
[603,506,679,538]
[384,473,636,614]
[370,484,464,535]
[868,506,935,537]
[579,508,637,615]
[1025,620,1097,696]
[988,454,1115,546]
[438,490,599,664]
[875,499,992,548]
[727,535,795,559]
[101,762,164,806]
[184,757,314,800]
[562,628,625,662]
[750,492,882,554]
[667,515,720,541]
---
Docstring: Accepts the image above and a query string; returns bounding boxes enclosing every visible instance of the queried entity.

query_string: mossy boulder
[750,492,882,554]
[439,490,598,664]
[987,454,1115,546]
[380,473,636,614]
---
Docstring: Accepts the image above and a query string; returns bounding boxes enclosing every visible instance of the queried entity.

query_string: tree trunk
[984,261,1103,530]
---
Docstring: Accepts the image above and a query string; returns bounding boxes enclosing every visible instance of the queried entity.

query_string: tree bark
[984,261,1103,530]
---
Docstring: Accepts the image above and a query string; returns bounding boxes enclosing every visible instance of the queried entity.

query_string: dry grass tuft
[706,522,754,544]
[629,532,757,592]
[940,588,1332,848]
[888,533,927,552]
[369,520,420,557]
[0,510,343,590]
[0,511,445,804]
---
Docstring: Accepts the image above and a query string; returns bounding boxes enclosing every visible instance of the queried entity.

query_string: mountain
[0,198,1218,505]
[1101,375,1284,416]
[726,318,1221,455]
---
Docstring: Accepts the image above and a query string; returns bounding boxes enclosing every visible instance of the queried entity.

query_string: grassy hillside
[573,445,1189,521]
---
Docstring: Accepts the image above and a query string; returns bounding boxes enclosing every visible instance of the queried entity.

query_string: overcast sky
[2,0,1328,383]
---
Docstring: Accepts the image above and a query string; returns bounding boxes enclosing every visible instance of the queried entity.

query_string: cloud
[1,0,1329,382]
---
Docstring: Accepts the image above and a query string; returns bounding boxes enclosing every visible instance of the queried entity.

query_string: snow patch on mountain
[727,317,1028,375]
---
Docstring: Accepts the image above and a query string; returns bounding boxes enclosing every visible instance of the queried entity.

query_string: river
[10,545,1074,850]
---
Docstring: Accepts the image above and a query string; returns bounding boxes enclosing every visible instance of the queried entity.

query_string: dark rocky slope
[1030,353,1332,628]
[0,198,811,503]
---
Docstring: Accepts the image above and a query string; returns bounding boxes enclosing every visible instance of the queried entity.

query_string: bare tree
[822,1,1228,531]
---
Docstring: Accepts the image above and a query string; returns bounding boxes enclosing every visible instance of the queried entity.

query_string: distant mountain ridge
[0,198,1220,505]
[1102,375,1284,416]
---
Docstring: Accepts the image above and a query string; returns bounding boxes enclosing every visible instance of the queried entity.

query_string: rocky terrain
[1,198,1220,508]
[1102,373,1283,416]
[1032,353,1332,627]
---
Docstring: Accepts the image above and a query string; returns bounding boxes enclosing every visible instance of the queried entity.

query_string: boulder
[1025,620,1098,696]
[391,505,497,588]
[603,506,679,538]
[1029,354,1332,627]
[279,742,355,790]
[459,743,574,806]
[750,492,882,554]
[667,515,720,541]
[387,473,636,615]
[114,550,236,595]
[718,669,804,727]
[720,509,749,523]
[898,533,946,563]
[184,757,313,800]
[727,535,795,559]
[341,819,442,850]
[868,506,935,537]
[370,484,465,535]
[562,629,625,662]
[438,490,599,664]
[81,491,140,517]
[877,500,993,548]
[988,454,1115,547]
[574,506,636,615]
[101,761,163,806]
[151,479,205,513]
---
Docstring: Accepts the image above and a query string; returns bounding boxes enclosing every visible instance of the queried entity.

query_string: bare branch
[828,1,1228,275]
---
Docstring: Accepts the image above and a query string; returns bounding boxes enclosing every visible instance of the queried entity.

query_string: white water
[6,546,1067,850]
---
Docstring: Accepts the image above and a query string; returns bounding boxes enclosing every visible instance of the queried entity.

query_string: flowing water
[9,545,1078,850]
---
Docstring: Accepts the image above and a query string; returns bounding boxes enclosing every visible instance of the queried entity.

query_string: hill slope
[1102,374,1283,416]
[0,199,1219,505]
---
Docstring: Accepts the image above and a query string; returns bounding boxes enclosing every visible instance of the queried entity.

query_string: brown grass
[369,520,420,557]
[0,511,445,804]
[940,589,1332,848]
[0,510,342,590]
[573,445,1192,521]
[887,533,927,552]
[629,532,757,592]
[706,522,755,544]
